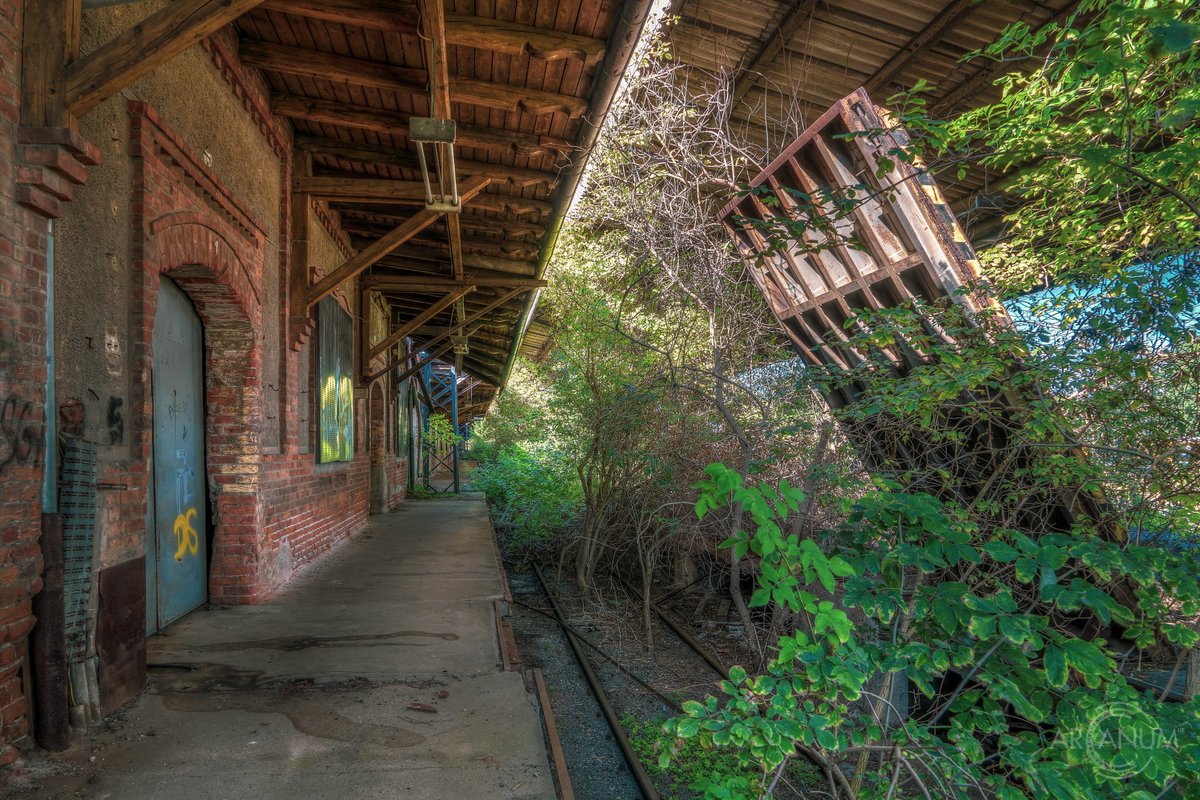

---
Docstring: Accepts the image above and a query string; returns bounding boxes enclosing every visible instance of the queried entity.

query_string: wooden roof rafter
[255,0,607,64]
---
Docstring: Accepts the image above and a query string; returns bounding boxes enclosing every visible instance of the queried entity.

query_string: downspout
[32,220,69,750]
[497,0,658,393]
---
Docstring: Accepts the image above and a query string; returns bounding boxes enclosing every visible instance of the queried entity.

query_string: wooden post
[22,0,82,129]
[289,148,313,342]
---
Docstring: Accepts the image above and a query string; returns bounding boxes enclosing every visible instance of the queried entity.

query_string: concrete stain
[151,664,426,748]
[180,630,459,652]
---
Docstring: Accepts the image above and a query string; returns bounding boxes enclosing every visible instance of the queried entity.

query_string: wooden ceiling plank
[68,0,268,116]
[259,0,604,63]
[368,286,474,361]
[305,175,491,307]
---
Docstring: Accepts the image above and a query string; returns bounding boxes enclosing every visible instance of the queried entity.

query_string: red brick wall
[0,9,404,760]
[0,0,47,766]
[386,456,409,511]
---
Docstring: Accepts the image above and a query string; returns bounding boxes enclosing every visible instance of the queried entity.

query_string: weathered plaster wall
[57,2,283,571]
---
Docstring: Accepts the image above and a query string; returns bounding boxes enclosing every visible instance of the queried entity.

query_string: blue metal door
[151,278,207,628]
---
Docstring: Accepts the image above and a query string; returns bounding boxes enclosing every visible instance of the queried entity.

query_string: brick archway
[130,102,270,604]
[146,221,264,603]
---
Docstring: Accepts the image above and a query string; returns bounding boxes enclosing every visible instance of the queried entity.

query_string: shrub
[471,444,580,546]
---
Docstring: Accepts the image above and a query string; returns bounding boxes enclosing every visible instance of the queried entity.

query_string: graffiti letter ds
[172,508,199,560]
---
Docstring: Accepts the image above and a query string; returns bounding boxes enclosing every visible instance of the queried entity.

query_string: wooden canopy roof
[665,0,1076,216]
[232,0,655,415]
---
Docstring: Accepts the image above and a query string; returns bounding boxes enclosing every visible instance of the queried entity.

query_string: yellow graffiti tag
[172,508,199,560]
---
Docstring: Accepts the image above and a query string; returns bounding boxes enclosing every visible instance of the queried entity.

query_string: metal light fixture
[409,117,460,213]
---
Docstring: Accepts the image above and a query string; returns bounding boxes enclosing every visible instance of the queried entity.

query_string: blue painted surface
[152,278,207,628]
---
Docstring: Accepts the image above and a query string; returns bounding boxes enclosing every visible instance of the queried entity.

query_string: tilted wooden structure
[720,89,1122,552]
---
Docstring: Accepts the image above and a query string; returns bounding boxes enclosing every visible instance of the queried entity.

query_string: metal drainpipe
[496,0,659,393]
[33,220,69,750]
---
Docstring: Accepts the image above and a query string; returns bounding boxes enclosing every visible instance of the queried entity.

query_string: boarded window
[318,297,354,463]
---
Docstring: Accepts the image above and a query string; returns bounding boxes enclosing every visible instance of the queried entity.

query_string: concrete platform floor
[12,495,555,800]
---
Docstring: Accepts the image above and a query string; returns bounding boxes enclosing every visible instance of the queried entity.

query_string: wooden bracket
[67,0,268,118]
[303,175,490,310]
[367,287,525,383]
[366,286,474,363]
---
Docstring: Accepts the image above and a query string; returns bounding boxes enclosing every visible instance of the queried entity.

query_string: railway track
[510,563,735,800]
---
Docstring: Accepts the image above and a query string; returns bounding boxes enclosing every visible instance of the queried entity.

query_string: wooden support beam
[864,0,981,95]
[377,245,537,275]
[368,286,474,361]
[289,148,314,335]
[731,0,820,105]
[22,0,82,129]
[369,288,526,381]
[295,135,558,188]
[258,0,416,33]
[259,0,605,64]
[304,175,490,308]
[366,276,548,289]
[294,176,432,203]
[339,206,547,239]
[240,39,425,91]
[418,0,452,118]
[447,213,465,281]
[67,0,267,117]
[331,186,553,218]
[272,94,572,157]
[240,40,586,116]
[341,222,540,259]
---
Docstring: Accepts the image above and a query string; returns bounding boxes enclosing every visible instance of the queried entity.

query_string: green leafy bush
[471,444,580,546]
[660,464,1200,799]
[625,714,817,799]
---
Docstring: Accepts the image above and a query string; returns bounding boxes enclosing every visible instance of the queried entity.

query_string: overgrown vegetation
[472,1,1200,797]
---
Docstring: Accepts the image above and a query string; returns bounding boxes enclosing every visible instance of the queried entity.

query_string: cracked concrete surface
[8,495,555,800]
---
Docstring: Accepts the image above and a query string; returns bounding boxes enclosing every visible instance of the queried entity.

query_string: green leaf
[1043,644,1068,689]
[1062,638,1109,682]
[984,540,1020,562]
